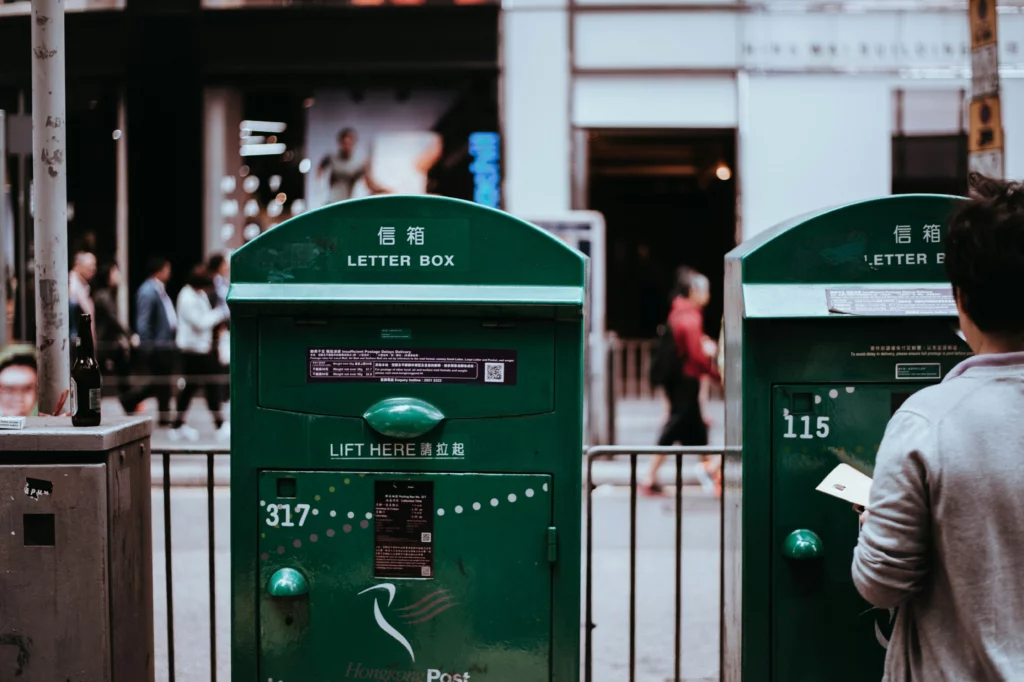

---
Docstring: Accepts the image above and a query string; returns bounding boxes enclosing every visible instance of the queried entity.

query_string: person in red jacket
[642,267,720,496]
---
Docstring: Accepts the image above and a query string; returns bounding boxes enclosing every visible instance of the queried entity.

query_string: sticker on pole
[307,347,517,385]
[374,480,434,580]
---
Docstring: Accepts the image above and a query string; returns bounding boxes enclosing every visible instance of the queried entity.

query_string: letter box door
[771,383,928,681]
[258,471,554,681]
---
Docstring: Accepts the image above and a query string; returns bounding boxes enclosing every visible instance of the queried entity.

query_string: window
[892,88,969,197]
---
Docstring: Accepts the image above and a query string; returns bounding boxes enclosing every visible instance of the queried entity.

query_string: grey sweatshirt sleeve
[852,410,935,610]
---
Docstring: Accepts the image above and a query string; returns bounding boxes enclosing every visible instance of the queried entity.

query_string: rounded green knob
[783,529,824,560]
[363,397,445,439]
[267,568,309,597]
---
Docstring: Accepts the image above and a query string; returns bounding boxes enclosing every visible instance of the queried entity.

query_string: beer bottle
[71,313,102,427]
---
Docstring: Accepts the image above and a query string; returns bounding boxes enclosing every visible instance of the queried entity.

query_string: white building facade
[501,0,1024,240]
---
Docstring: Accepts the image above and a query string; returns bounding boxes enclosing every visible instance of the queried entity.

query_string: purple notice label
[307,347,518,385]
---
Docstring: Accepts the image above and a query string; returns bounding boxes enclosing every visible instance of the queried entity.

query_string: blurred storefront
[0,0,499,342]
[205,81,498,256]
[502,0,1024,241]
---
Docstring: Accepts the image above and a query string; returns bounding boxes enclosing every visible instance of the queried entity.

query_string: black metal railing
[584,445,739,682]
[152,444,737,682]
[154,445,229,682]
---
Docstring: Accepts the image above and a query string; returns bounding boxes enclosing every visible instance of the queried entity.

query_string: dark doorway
[586,129,737,340]
[892,134,969,197]
[0,84,118,344]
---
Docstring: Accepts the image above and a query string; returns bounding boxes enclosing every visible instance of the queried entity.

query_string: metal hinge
[547,526,557,563]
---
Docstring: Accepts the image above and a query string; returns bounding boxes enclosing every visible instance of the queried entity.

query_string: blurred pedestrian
[68,250,97,339]
[0,346,37,417]
[643,267,719,496]
[121,257,177,428]
[93,263,137,399]
[852,173,1024,681]
[172,265,228,442]
[206,253,230,314]
[206,252,231,403]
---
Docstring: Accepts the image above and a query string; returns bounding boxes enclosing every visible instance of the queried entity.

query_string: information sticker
[374,480,434,580]
[826,288,957,316]
[308,347,518,385]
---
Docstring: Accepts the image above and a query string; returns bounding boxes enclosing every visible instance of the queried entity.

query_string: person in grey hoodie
[852,172,1024,681]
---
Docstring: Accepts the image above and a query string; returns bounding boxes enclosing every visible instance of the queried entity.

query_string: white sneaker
[693,462,715,495]
[216,422,231,442]
[176,425,201,442]
[166,426,182,442]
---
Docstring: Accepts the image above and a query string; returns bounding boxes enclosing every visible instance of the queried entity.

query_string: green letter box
[227,196,585,682]
[721,195,971,682]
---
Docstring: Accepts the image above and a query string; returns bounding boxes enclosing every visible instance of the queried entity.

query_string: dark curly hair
[944,173,1024,333]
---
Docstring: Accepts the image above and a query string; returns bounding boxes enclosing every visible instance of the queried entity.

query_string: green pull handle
[783,529,824,560]
[267,567,309,597]
[363,397,445,439]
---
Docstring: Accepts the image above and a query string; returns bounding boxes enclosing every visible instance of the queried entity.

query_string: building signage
[735,11,1023,72]
[468,132,501,210]
[969,96,1003,153]
[0,0,124,14]
[969,0,998,49]
[203,0,495,7]
[968,0,1004,177]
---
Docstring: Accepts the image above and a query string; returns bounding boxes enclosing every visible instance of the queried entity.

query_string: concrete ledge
[0,415,153,451]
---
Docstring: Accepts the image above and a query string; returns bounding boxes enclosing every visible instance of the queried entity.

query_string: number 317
[266,503,311,527]
[783,414,830,439]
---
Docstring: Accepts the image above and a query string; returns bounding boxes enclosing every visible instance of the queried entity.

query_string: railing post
[639,339,652,399]
[605,335,617,444]
[624,340,637,399]
[606,331,622,401]
[583,445,740,681]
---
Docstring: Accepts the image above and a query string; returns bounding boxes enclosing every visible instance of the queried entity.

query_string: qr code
[421,532,432,543]
[484,362,505,383]
[421,566,432,577]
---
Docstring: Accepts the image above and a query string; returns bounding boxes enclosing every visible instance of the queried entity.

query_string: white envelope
[816,463,873,508]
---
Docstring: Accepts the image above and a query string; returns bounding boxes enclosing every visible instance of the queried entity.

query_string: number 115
[783,414,830,439]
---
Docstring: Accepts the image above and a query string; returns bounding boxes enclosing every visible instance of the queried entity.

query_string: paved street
[144,395,722,681]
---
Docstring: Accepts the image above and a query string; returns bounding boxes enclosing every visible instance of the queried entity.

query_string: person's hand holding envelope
[816,463,872,523]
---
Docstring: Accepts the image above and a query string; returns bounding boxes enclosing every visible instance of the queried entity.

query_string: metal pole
[0,110,9,347]
[31,0,70,414]
[115,92,129,327]
[16,90,28,343]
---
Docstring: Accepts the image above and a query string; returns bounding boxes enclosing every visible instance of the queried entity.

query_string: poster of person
[305,89,456,209]
[0,344,37,417]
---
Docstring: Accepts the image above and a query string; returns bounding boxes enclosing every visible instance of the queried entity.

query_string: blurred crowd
[2,250,232,441]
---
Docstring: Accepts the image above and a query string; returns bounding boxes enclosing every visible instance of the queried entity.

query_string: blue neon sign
[468,132,501,209]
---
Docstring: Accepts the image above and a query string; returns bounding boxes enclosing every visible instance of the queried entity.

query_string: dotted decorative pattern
[260,480,550,560]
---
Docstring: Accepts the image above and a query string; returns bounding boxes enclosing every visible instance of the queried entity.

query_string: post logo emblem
[358,584,460,663]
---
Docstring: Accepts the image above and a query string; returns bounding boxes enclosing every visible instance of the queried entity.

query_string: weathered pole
[31,0,70,414]
[968,0,1004,178]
